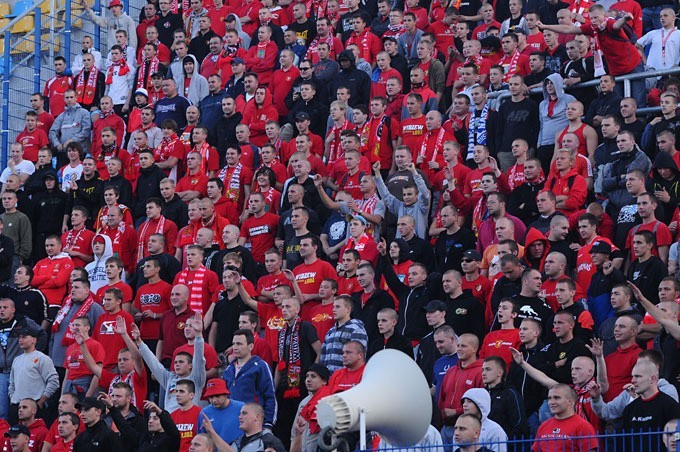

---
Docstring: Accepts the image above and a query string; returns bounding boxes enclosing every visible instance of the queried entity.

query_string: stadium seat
[0,18,9,29]
[6,0,31,18]
[10,38,33,54]
[10,15,33,33]
[41,33,58,52]
[0,3,10,18]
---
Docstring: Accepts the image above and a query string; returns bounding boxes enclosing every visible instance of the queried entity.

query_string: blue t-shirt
[433,354,459,401]
[198,399,246,444]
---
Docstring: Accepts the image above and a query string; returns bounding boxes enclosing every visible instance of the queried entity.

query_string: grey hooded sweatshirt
[85,234,114,295]
[460,388,508,452]
[538,73,577,147]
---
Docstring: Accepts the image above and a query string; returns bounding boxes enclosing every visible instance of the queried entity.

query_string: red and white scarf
[176,265,207,313]
[75,68,99,105]
[358,195,379,237]
[52,295,96,346]
[369,115,389,162]
[419,127,446,162]
[64,228,85,251]
[351,29,373,62]
[327,120,353,163]
[503,50,521,81]
[219,163,243,202]
[194,141,211,175]
[155,133,179,162]
[346,234,371,252]
[137,216,166,261]
[106,59,130,85]
[257,40,271,59]
[137,56,160,90]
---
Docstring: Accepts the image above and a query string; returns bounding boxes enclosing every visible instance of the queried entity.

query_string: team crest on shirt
[552,428,561,434]
[177,321,186,330]
[475,285,481,292]
[455,308,467,315]
[559,352,567,359]
[494,340,503,348]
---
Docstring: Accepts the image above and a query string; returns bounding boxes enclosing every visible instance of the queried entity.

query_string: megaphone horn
[316,349,432,447]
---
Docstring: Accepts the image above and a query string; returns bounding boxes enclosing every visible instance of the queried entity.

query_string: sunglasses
[461,258,475,263]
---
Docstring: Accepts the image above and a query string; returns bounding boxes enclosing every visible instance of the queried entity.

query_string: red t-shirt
[240,213,280,263]
[580,19,642,75]
[603,343,641,402]
[158,309,195,361]
[576,236,617,290]
[45,420,84,447]
[308,302,334,343]
[171,405,203,452]
[51,438,75,452]
[328,366,365,394]
[525,33,548,54]
[61,228,96,269]
[400,116,427,156]
[16,128,49,162]
[337,275,360,297]
[479,328,521,368]
[91,310,136,369]
[133,279,172,340]
[293,259,337,296]
[625,220,673,260]
[532,414,597,452]
[100,368,148,412]
[256,272,288,295]
[176,172,209,197]
[172,341,220,372]
[95,281,133,304]
[65,338,105,380]
[258,301,285,362]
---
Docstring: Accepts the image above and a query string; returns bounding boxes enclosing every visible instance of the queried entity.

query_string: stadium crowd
[2,0,680,449]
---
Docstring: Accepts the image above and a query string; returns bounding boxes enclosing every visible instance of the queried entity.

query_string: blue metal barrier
[33,7,40,93]
[1,30,9,169]
[93,0,100,52]
[370,429,677,451]
[65,0,71,67]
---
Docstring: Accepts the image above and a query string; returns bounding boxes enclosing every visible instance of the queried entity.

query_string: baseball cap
[230,57,245,65]
[4,425,30,437]
[108,0,123,8]
[589,241,612,255]
[424,300,448,313]
[93,235,106,245]
[203,378,229,399]
[347,215,368,226]
[295,112,311,121]
[17,327,38,337]
[382,36,397,44]
[75,397,105,411]
[134,88,149,98]
[462,250,482,261]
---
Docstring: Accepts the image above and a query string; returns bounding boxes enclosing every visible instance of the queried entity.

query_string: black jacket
[32,186,68,235]
[134,164,166,218]
[105,174,133,208]
[487,382,529,440]
[541,337,591,383]
[585,91,622,126]
[73,419,123,451]
[650,151,680,223]
[445,291,485,342]
[161,194,189,229]
[367,331,414,359]
[433,227,477,274]
[287,96,330,138]
[129,252,182,290]
[351,288,394,343]
[216,112,243,166]
[0,284,47,325]
[416,328,441,386]
[507,341,550,414]
[111,407,179,452]
[330,50,371,107]
[67,173,104,230]
[0,236,13,284]
[380,254,442,341]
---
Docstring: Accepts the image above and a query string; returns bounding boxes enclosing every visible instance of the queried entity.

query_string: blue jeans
[0,372,9,420]
[615,62,647,108]
[643,6,673,35]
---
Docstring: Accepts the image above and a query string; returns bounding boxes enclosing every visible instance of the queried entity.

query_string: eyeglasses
[461,259,474,263]
[300,67,311,71]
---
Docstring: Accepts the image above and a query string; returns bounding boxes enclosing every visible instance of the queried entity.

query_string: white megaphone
[316,349,432,448]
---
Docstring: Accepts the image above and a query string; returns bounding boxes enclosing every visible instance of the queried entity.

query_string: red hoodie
[270,65,301,117]
[545,169,588,217]
[244,40,278,85]
[91,112,126,153]
[438,358,484,425]
[2,418,48,452]
[32,253,74,308]
[522,227,550,272]
[242,87,278,147]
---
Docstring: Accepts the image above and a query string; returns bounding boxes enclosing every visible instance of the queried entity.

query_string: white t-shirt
[637,27,680,71]
[60,163,84,192]
[0,160,35,183]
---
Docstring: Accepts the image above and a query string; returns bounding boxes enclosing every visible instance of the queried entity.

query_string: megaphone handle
[317,427,351,452]
[360,408,367,451]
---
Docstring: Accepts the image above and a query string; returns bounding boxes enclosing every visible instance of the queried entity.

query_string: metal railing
[371,428,677,451]
[487,66,680,115]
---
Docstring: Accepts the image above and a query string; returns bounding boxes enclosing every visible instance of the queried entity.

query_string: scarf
[472,195,488,233]
[351,29,373,62]
[591,25,606,77]
[98,144,118,162]
[467,102,490,160]
[64,227,86,251]
[277,317,302,399]
[358,195,379,237]
[75,68,99,105]
[300,386,332,434]
[194,141,211,175]
[370,115,389,162]
[137,56,160,90]
[137,216,166,261]
[219,163,243,202]
[105,59,130,85]
[155,133,179,162]
[309,33,336,60]
[176,265,207,313]
[419,127,446,161]
[52,295,96,346]
[257,40,271,59]
[327,120,353,163]
[503,50,522,81]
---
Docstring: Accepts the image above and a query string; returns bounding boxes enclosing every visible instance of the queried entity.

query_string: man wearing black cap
[4,424,32,452]
[73,397,122,451]
[8,327,58,424]
[287,84,329,138]
[434,205,477,274]
[587,240,628,330]
[417,300,447,385]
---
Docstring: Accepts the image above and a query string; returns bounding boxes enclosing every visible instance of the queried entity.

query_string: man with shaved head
[155,284,195,365]
[418,110,454,182]
[438,333,484,444]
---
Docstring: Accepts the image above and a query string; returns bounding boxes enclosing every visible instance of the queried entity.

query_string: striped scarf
[467,102,490,161]
[277,317,302,399]
[176,265,207,313]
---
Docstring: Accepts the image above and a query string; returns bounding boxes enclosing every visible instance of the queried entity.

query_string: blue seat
[5,0,32,18]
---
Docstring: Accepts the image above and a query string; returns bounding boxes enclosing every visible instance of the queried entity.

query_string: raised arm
[509,347,559,389]
[116,317,146,377]
[537,20,584,35]
[629,282,680,340]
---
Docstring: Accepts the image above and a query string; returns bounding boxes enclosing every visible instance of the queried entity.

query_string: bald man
[418,110,455,182]
[602,316,641,402]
